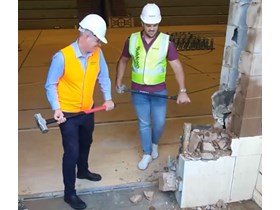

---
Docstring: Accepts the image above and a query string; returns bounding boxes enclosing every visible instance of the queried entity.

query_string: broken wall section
[175,123,262,208]
[179,123,236,161]
[212,0,262,137]
[229,0,262,137]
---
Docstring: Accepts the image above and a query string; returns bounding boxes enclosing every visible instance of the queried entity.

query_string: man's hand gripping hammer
[34,105,107,134]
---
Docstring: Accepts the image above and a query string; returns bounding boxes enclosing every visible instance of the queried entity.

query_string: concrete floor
[18,24,261,209]
[21,185,261,210]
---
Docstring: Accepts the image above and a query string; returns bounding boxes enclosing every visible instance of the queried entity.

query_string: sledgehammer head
[34,113,48,133]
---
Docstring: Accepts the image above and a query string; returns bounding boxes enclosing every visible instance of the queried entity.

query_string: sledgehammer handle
[45,105,107,125]
[125,89,177,100]
[84,105,106,114]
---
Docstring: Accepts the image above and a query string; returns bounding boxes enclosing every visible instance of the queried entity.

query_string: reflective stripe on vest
[129,32,169,85]
[58,45,100,112]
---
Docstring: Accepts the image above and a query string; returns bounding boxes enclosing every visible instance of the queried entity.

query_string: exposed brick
[227,2,249,27]
[223,45,242,69]
[229,113,242,136]
[246,1,262,28]
[245,28,262,53]
[237,74,262,98]
[239,51,262,76]
[219,66,230,87]
[243,97,262,118]
[232,90,245,117]
[239,117,262,137]
[224,25,237,47]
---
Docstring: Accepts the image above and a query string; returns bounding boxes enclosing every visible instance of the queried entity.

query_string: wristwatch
[179,88,187,93]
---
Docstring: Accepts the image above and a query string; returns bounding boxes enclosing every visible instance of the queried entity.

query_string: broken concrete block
[218,140,228,150]
[144,191,154,201]
[203,130,219,142]
[201,153,214,160]
[182,123,192,155]
[129,194,143,204]
[201,142,216,153]
[216,199,227,209]
[188,131,201,153]
[159,171,177,192]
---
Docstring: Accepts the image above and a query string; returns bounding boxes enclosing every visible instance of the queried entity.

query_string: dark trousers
[59,112,94,197]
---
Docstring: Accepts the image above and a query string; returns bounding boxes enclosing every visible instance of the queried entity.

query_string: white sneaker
[138,154,152,170]
[151,144,158,159]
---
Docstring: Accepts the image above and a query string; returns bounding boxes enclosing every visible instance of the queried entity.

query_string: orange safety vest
[58,45,100,112]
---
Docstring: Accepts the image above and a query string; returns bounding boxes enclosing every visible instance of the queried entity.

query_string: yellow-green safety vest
[129,32,169,85]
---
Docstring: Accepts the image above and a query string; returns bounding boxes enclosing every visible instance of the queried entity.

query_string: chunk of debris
[216,199,227,209]
[129,194,143,204]
[180,123,234,160]
[159,171,177,191]
[144,190,154,201]
[182,123,192,156]
[18,198,28,210]
[201,142,216,153]
[188,131,201,153]
[201,153,214,160]
[217,139,228,150]
[149,206,156,210]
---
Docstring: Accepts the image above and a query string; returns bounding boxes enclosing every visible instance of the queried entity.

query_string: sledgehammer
[34,105,107,134]
[116,84,177,100]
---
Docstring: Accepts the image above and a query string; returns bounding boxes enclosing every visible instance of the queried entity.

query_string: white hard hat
[79,14,108,44]
[140,3,162,24]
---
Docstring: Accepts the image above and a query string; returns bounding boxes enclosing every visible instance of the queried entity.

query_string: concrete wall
[175,136,262,208]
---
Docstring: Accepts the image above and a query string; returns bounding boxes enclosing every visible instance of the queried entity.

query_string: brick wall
[229,0,262,137]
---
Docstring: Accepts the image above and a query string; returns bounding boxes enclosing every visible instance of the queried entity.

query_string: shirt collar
[71,40,92,58]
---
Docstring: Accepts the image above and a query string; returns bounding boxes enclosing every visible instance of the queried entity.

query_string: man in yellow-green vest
[45,14,115,210]
[115,3,191,170]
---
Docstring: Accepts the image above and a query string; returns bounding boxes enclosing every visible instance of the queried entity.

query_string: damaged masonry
[158,123,237,193]
[180,123,236,161]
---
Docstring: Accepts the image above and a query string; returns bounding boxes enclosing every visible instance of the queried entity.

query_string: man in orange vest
[45,14,115,210]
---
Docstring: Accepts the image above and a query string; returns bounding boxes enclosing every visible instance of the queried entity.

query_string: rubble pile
[180,123,237,160]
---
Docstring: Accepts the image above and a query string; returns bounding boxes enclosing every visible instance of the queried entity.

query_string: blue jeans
[132,90,167,155]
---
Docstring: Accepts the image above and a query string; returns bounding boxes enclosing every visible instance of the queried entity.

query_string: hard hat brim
[98,36,108,44]
[140,15,161,24]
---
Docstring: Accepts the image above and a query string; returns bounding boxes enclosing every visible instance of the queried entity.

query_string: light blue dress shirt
[45,40,112,111]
